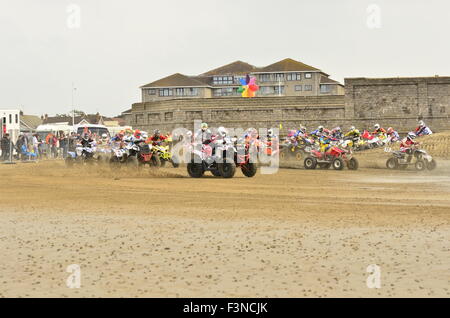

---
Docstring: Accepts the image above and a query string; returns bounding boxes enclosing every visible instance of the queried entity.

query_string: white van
[74,124,110,138]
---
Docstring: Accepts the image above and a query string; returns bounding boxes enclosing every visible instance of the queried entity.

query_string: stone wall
[129,95,346,133]
[345,77,450,132]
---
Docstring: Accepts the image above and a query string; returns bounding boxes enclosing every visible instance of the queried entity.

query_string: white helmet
[407,132,416,140]
[268,129,274,137]
[418,120,425,127]
[318,126,324,132]
[101,133,108,139]
[374,124,380,130]
[350,126,356,131]
[217,127,227,138]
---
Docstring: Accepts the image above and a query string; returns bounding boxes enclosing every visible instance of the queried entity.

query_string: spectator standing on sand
[32,134,40,159]
[68,132,77,152]
[1,133,14,161]
[59,132,68,158]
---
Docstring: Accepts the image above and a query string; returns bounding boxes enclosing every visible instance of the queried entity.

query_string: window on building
[148,89,156,95]
[186,88,198,96]
[175,88,185,96]
[214,88,222,97]
[295,85,302,91]
[260,74,272,82]
[275,73,285,81]
[320,85,332,93]
[260,86,272,95]
[305,73,312,79]
[15,114,18,124]
[9,114,12,124]
[213,76,234,85]
[287,73,302,81]
[274,86,285,95]
[304,85,313,91]
[159,88,173,97]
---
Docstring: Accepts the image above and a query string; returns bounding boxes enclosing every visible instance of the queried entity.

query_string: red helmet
[134,129,141,137]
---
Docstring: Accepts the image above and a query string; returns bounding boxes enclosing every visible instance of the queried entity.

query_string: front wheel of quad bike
[304,157,317,170]
[187,162,204,178]
[295,151,304,161]
[415,160,426,171]
[426,159,437,171]
[318,163,331,170]
[241,162,257,178]
[332,157,345,171]
[347,158,359,171]
[386,158,399,170]
[150,155,161,168]
[218,161,236,179]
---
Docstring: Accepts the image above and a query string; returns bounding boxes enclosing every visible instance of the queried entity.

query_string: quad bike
[386,147,436,171]
[280,137,316,161]
[187,137,236,178]
[65,146,97,166]
[152,144,179,168]
[111,140,160,168]
[304,146,359,171]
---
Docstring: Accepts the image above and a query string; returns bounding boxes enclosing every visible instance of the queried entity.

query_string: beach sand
[0,160,449,297]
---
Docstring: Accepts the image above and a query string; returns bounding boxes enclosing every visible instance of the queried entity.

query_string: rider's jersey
[400,137,417,151]
[388,131,400,141]
[147,135,167,145]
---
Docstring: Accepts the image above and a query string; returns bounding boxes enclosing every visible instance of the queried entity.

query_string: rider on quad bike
[147,129,167,146]
[415,121,433,137]
[373,124,386,136]
[400,132,419,159]
[311,126,326,140]
[194,123,213,145]
[331,127,343,140]
[386,127,400,142]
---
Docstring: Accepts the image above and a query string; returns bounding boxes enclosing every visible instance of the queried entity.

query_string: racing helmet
[154,129,161,136]
[318,126,324,132]
[350,126,356,131]
[268,129,274,137]
[374,124,380,130]
[201,123,208,132]
[407,132,416,140]
[387,127,394,134]
[134,129,141,138]
[418,120,425,127]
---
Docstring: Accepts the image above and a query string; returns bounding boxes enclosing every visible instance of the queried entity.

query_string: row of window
[147,83,328,98]
[260,72,313,82]
[148,88,199,97]
[2,114,19,125]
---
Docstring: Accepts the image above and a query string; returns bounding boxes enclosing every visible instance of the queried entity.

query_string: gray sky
[1,0,449,117]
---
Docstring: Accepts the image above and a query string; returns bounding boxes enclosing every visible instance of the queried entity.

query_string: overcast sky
[1,0,449,117]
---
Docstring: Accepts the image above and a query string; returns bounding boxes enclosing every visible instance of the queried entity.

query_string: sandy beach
[0,158,449,298]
